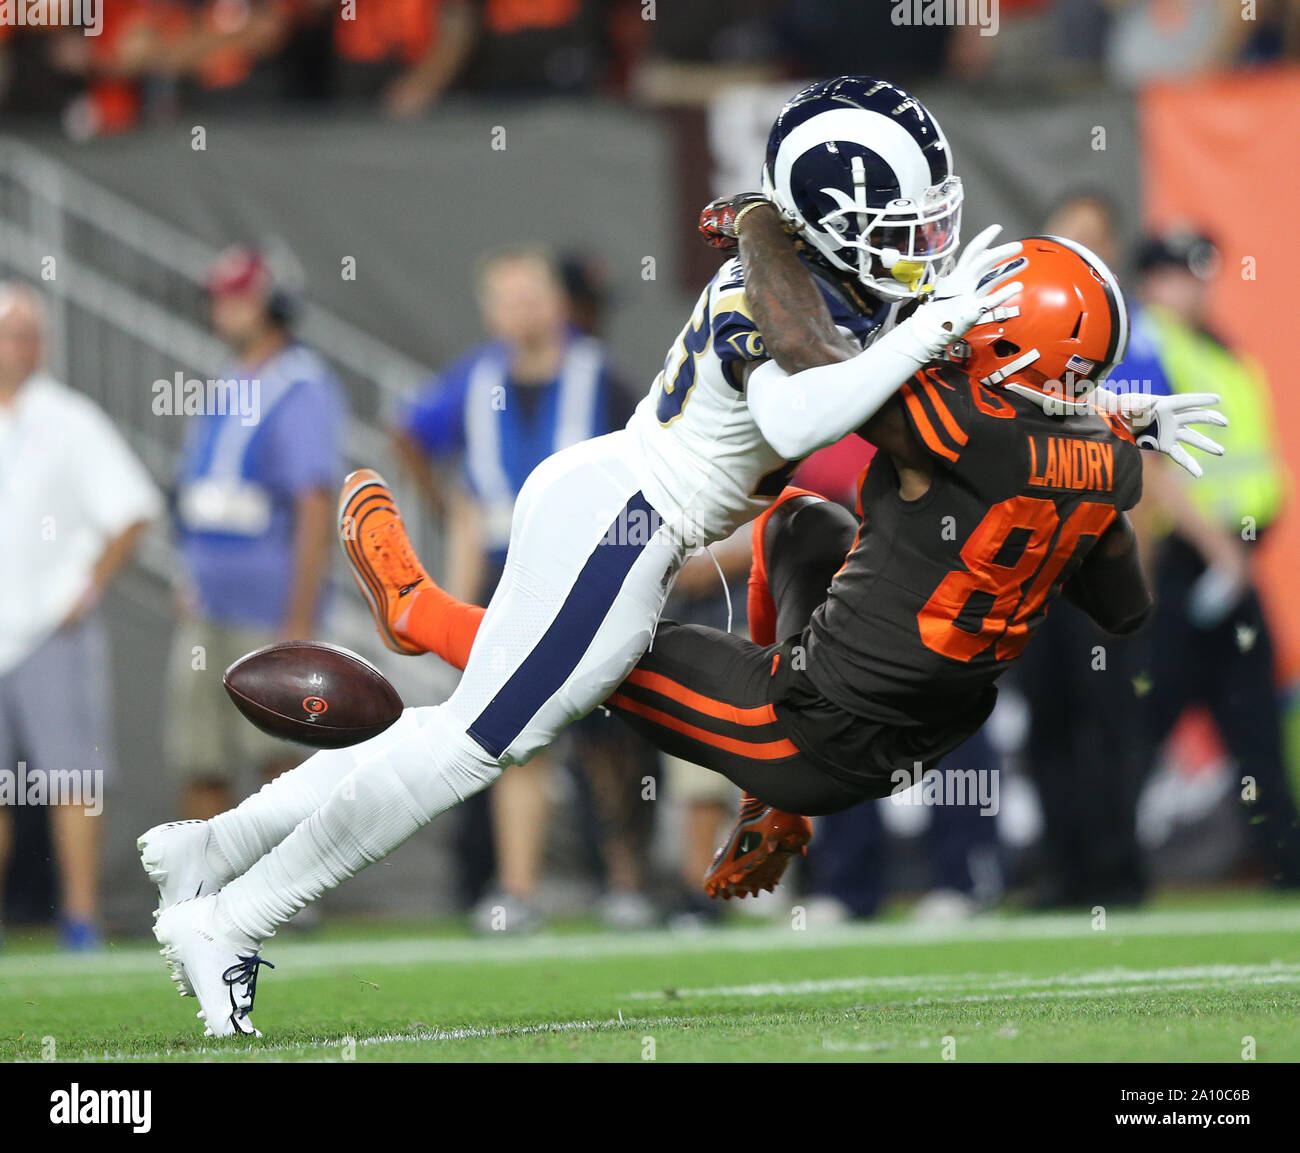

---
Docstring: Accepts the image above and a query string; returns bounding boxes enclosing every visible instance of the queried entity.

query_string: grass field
[4,890,1300,1063]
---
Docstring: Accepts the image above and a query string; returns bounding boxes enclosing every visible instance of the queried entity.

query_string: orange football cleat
[703,792,813,900]
[338,469,431,656]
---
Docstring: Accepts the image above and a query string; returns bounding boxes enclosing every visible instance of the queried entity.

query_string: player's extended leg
[701,489,860,896]
[337,476,859,899]
[607,623,860,815]
[138,713,436,914]
[339,468,484,665]
[141,469,487,921]
[153,434,685,1035]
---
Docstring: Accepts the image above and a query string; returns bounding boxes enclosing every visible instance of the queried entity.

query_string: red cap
[208,247,271,297]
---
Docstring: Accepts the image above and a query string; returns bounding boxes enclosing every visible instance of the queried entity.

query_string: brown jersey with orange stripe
[800,359,1142,728]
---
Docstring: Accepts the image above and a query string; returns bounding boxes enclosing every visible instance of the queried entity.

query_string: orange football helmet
[950,235,1129,411]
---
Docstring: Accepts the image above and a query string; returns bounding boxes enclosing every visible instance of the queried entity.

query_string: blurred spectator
[49,0,293,137]
[804,731,1001,924]
[792,435,873,509]
[1230,0,1300,66]
[1055,0,1114,77]
[168,246,344,821]
[327,0,474,117]
[773,0,955,88]
[647,0,777,64]
[1112,227,1300,886]
[947,0,1055,87]
[0,284,161,948]
[770,0,1049,88]
[1044,189,1120,266]
[464,0,612,95]
[167,0,294,114]
[558,252,612,341]
[394,246,623,930]
[1104,0,1239,87]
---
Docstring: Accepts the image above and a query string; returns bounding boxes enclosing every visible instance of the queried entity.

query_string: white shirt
[0,374,162,673]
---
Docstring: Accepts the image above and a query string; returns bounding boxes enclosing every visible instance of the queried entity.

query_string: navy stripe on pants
[467,491,657,759]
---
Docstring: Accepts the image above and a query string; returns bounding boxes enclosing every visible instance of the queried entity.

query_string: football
[222,641,404,749]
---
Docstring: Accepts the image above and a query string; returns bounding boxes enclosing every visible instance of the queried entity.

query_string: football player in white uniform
[141,76,1028,1036]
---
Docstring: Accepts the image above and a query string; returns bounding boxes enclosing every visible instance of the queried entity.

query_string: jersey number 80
[918,495,1116,663]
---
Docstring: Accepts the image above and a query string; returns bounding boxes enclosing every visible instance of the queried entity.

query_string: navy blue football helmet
[761,77,962,301]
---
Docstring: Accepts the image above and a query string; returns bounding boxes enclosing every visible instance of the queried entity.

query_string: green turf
[4,891,1299,1062]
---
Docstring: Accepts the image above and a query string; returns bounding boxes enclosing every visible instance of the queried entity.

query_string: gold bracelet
[732,200,772,237]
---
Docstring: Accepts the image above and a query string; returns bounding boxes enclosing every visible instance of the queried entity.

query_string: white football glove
[1091,389,1228,479]
[893,225,1024,365]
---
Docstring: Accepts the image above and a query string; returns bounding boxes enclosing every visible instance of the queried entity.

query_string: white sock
[213,705,499,943]
[205,708,426,880]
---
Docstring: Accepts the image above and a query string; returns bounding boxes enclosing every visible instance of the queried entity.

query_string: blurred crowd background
[1,0,1298,136]
[2,0,1299,946]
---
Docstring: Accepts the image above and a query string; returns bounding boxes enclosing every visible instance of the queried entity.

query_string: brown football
[223,641,404,749]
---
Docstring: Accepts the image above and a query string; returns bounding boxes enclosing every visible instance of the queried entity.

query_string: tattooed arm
[734,203,859,373]
[733,203,927,467]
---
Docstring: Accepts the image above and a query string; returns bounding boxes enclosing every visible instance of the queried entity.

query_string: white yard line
[624,961,1300,1000]
[63,1013,703,1063]
[881,973,1300,1010]
[58,968,1300,1062]
[3,905,1299,986]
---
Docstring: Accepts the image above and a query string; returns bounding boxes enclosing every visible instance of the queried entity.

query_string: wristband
[732,199,773,237]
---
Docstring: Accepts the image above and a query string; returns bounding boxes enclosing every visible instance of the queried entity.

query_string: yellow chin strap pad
[890,259,926,292]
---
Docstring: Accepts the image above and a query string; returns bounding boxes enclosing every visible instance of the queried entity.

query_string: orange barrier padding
[1141,66,1300,682]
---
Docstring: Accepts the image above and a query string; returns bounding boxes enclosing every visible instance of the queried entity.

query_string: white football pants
[208,431,687,941]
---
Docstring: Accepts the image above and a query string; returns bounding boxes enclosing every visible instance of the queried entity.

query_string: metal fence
[0,135,440,578]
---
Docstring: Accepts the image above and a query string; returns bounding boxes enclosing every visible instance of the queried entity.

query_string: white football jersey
[626,256,895,548]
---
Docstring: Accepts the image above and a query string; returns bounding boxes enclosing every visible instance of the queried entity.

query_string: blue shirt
[1105,304,1173,399]
[403,333,613,562]
[176,343,345,629]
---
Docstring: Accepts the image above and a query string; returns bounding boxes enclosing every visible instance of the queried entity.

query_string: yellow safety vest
[1145,306,1287,533]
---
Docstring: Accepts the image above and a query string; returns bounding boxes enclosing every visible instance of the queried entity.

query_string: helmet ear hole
[992,338,1020,357]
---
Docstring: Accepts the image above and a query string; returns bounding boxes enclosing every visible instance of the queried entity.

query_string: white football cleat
[153,895,273,1037]
[138,820,224,918]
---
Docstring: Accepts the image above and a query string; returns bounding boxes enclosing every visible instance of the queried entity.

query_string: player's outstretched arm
[743,227,1022,460]
[730,201,860,372]
[1061,512,1153,635]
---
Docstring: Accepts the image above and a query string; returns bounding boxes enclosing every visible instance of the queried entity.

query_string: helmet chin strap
[1003,379,1096,415]
[980,349,1040,386]
[993,349,1105,415]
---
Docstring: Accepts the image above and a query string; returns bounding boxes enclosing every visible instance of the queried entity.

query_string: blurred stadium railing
[0,136,434,575]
